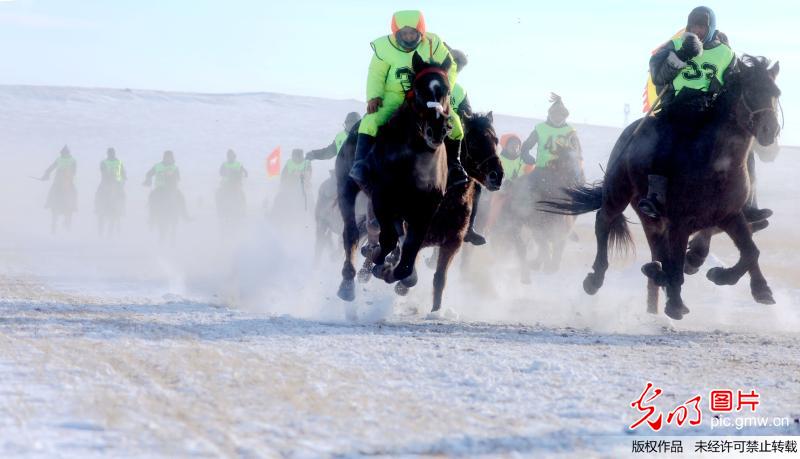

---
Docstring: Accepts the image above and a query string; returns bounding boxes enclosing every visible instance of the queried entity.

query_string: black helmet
[449,48,468,71]
[345,111,361,125]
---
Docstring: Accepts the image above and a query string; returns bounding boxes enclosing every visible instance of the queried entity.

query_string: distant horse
[314,170,369,264]
[45,172,77,234]
[335,53,455,303]
[502,143,584,283]
[544,56,781,320]
[95,179,125,237]
[149,184,184,244]
[216,179,246,230]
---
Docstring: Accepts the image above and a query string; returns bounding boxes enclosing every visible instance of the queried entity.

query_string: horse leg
[387,213,432,284]
[685,229,713,275]
[432,242,460,312]
[641,225,668,315]
[583,208,617,295]
[663,227,691,320]
[337,183,360,301]
[707,213,775,304]
[548,236,567,273]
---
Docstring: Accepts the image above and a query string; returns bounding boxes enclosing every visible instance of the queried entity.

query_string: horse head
[462,111,503,191]
[410,52,453,150]
[731,55,781,147]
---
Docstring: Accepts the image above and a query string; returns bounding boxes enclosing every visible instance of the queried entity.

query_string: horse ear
[440,55,452,72]
[768,61,780,80]
[487,111,493,123]
[412,52,425,74]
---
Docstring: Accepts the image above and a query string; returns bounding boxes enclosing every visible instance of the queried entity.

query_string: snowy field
[0,85,799,457]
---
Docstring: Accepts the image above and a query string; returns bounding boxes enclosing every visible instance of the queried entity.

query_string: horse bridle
[737,88,781,136]
[461,128,497,174]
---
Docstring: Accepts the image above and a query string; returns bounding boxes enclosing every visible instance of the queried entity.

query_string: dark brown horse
[544,56,781,320]
[502,143,584,283]
[392,112,503,312]
[335,53,455,303]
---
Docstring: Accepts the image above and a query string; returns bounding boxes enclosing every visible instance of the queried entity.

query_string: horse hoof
[372,263,386,280]
[400,268,418,288]
[394,283,409,296]
[337,279,355,302]
[583,274,601,295]
[684,263,699,275]
[753,286,776,305]
[664,305,684,320]
[707,267,737,286]
[357,267,372,283]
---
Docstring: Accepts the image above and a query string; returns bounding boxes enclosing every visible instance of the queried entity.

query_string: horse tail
[608,213,635,259]
[538,182,603,216]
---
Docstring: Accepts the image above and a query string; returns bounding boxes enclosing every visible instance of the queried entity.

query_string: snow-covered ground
[0,85,798,457]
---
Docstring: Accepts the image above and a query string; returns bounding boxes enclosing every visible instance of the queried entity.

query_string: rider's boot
[463,185,486,245]
[445,137,469,189]
[637,174,668,219]
[349,134,375,191]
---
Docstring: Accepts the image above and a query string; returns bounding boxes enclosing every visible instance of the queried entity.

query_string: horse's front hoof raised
[583,273,602,295]
[641,262,668,286]
[706,267,738,286]
[684,263,699,275]
[752,285,776,305]
[337,279,355,302]
[400,268,418,288]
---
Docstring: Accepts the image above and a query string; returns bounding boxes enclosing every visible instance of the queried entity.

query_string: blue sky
[1,0,797,143]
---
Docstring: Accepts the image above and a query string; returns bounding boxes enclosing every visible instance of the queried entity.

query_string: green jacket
[367,33,456,100]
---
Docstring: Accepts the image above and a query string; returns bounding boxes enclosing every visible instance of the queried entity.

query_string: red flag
[266,147,281,177]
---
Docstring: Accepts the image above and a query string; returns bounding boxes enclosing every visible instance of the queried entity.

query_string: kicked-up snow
[0,85,799,457]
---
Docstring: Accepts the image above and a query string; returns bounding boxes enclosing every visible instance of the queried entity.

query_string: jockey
[498,134,526,184]
[100,147,126,184]
[520,94,581,171]
[144,150,180,188]
[637,6,746,219]
[348,10,468,190]
[282,148,312,182]
[306,112,361,161]
[449,47,485,245]
[41,145,76,181]
[220,149,248,184]
[143,150,190,220]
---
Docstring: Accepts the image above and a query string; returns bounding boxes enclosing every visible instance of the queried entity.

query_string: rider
[219,149,248,184]
[42,145,76,181]
[306,112,362,161]
[449,47,485,245]
[520,93,582,174]
[636,6,758,220]
[99,147,126,184]
[143,150,189,219]
[498,134,526,183]
[348,10,468,190]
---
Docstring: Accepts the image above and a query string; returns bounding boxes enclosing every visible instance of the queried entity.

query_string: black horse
[392,112,503,312]
[545,56,781,320]
[336,53,455,302]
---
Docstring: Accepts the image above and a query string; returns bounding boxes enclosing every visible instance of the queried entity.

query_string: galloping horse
[544,56,781,320]
[335,53,455,303]
[502,142,585,283]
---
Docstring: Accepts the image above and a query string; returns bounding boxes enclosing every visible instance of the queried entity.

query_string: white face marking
[429,79,441,96]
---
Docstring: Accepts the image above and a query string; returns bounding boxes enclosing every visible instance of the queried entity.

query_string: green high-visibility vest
[102,158,123,182]
[154,162,178,187]
[671,38,734,95]
[451,83,467,112]
[284,159,309,175]
[534,122,575,168]
[500,155,524,181]
[368,32,455,99]
[222,160,244,182]
[57,156,76,169]
[334,130,348,154]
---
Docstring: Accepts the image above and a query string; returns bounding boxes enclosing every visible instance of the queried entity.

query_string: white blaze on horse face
[428,80,444,118]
